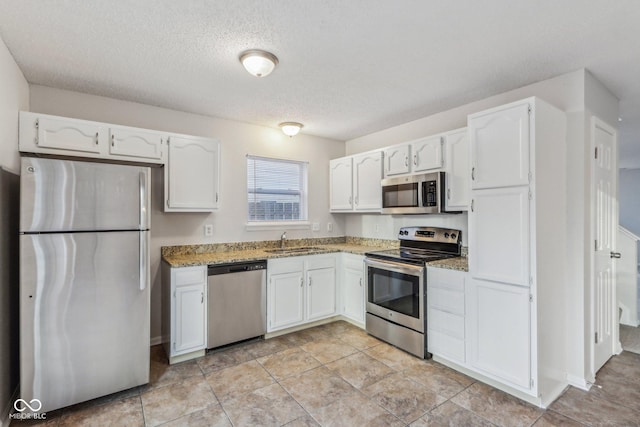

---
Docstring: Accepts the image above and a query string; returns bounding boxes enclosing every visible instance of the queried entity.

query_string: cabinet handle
[111,134,115,147]
[349,196,353,205]
[471,167,475,181]
[308,277,312,287]
[359,278,362,287]
[95,132,99,145]
[355,196,358,205]
[610,252,622,259]
[216,193,219,203]
[300,277,303,287]
[447,188,451,200]
[413,154,417,166]
[405,156,408,167]
[201,292,204,304]
[471,199,474,212]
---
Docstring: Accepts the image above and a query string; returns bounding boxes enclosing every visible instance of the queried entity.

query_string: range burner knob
[444,232,449,238]
[451,233,457,239]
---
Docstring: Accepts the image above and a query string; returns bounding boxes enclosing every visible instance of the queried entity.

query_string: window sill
[245,221,310,231]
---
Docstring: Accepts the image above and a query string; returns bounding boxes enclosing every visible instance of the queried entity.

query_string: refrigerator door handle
[139,231,147,291]
[139,172,147,229]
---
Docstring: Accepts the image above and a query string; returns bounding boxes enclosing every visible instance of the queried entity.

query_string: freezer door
[20,231,150,412]
[20,157,150,232]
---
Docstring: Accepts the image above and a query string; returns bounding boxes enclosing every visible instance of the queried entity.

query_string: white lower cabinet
[467,279,531,390]
[162,263,207,363]
[341,254,365,324]
[427,267,466,364]
[267,255,336,332]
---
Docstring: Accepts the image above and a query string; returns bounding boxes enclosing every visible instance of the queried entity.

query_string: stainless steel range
[364,226,461,358]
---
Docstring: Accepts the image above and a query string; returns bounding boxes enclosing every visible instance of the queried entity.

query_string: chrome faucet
[280,231,287,248]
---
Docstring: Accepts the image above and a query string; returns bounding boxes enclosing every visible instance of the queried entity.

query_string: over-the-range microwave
[381,171,460,214]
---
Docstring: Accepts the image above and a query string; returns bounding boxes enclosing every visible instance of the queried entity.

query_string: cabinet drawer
[429,309,464,339]
[428,329,465,363]
[174,266,206,286]
[429,288,464,316]
[305,255,336,270]
[428,267,465,292]
[268,258,304,275]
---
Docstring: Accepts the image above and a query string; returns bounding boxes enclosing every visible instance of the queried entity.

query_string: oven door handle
[364,258,425,276]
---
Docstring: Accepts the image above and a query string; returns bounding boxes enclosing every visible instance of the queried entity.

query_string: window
[247,155,308,223]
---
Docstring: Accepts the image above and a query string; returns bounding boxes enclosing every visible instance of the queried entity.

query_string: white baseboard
[1,386,19,427]
[567,374,592,391]
[150,335,165,346]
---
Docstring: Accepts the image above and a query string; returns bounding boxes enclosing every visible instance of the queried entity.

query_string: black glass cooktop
[365,248,458,266]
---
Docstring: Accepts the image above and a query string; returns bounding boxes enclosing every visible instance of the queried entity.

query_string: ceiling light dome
[279,122,303,137]
[239,50,279,77]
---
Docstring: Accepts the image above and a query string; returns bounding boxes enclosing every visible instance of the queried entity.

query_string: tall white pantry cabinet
[465,97,568,407]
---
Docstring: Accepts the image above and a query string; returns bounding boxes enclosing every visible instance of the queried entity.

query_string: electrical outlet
[204,224,213,236]
[312,222,320,231]
[327,222,333,232]
[374,224,380,234]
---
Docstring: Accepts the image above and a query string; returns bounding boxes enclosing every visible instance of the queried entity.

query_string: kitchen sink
[264,246,324,254]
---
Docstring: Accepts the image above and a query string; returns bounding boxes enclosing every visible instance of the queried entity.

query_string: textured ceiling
[0,0,639,166]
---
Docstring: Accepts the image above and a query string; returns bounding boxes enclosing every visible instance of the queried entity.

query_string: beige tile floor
[16,321,640,426]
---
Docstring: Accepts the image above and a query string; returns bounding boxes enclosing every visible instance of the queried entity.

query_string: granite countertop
[162,237,469,272]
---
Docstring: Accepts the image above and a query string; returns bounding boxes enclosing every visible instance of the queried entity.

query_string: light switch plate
[327,222,333,232]
[204,224,213,236]
[312,222,320,231]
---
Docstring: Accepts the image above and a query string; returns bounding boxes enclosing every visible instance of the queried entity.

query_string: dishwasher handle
[208,260,267,276]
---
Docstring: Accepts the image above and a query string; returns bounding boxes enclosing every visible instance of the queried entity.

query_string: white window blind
[247,155,308,222]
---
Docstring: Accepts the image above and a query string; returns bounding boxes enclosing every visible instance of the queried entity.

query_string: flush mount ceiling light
[239,49,279,77]
[279,122,303,137]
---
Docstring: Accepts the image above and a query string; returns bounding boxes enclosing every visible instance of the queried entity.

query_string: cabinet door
[268,272,304,331]
[36,115,103,154]
[343,267,364,323]
[329,157,353,211]
[307,267,336,321]
[384,144,410,176]
[469,102,530,189]
[174,283,206,355]
[467,279,531,390]
[166,136,220,211]
[353,151,383,211]
[109,126,165,162]
[411,136,443,172]
[469,187,530,288]
[445,130,470,211]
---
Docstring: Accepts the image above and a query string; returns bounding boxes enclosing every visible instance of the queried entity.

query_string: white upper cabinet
[330,150,383,213]
[352,151,383,211]
[19,112,166,164]
[329,157,354,211]
[444,129,470,211]
[384,144,410,176]
[411,135,443,172]
[469,102,530,189]
[109,126,165,161]
[165,135,220,212]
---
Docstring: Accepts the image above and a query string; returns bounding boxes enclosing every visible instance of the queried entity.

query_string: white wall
[0,36,28,425]
[29,85,346,342]
[619,168,640,236]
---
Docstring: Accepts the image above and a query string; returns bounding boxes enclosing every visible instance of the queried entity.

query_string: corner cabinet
[165,135,221,212]
[19,111,166,164]
[267,255,336,332]
[161,263,207,364]
[330,151,383,212]
[464,97,568,407]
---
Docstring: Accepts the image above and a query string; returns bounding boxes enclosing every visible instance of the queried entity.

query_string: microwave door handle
[417,181,424,208]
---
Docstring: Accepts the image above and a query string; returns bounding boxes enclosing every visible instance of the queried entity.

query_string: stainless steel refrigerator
[19,157,150,413]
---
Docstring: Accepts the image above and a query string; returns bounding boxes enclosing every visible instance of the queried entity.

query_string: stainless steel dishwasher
[207,260,267,349]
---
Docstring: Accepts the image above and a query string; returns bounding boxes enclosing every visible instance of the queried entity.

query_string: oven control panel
[398,226,461,244]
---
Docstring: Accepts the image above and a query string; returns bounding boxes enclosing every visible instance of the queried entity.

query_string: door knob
[610,252,621,259]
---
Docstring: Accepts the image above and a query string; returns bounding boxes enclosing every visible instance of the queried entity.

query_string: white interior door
[592,117,618,373]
